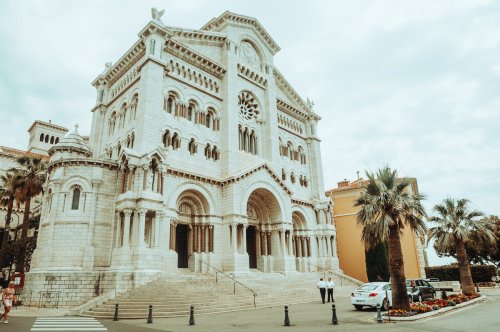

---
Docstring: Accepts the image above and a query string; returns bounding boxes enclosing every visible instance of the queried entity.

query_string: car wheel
[418,294,423,303]
[382,298,389,311]
[354,305,363,311]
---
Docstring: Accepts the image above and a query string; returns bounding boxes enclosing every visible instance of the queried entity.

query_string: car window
[383,284,391,290]
[359,284,379,291]
[416,280,424,286]
[422,281,431,287]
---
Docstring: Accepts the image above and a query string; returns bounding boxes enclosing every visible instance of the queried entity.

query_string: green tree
[0,172,17,249]
[365,241,390,282]
[434,216,500,267]
[355,167,426,311]
[428,199,496,295]
[13,156,47,272]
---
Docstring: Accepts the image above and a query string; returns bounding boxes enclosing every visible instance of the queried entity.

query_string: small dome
[49,124,92,157]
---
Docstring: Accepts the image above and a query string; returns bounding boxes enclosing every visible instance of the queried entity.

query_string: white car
[351,282,394,311]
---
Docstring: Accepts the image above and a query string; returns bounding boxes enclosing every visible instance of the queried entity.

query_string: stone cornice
[277,99,310,122]
[273,69,321,121]
[48,158,118,172]
[167,163,293,195]
[166,26,226,44]
[201,11,280,55]
[164,39,226,79]
[291,198,315,208]
[92,40,146,87]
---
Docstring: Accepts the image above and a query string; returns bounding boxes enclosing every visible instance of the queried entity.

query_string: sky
[0,0,499,266]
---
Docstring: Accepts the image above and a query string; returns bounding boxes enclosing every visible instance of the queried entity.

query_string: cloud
[1,0,499,267]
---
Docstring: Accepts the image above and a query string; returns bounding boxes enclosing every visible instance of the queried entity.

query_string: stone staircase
[84,271,359,319]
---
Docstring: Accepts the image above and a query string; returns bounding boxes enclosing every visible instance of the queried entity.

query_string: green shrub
[425,265,496,283]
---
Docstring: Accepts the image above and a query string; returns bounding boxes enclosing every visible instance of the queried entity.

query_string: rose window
[238,91,259,120]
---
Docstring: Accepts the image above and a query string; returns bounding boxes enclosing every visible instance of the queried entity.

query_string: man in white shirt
[317,278,327,303]
[326,277,335,302]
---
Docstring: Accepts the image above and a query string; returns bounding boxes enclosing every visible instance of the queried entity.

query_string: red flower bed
[386,293,480,318]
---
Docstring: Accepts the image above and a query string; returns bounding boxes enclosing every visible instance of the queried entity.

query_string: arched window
[130,94,138,120]
[55,137,59,144]
[206,111,212,129]
[166,96,174,114]
[282,169,286,181]
[45,135,49,143]
[204,144,212,159]
[50,136,54,144]
[40,133,44,142]
[290,172,296,184]
[121,103,128,126]
[163,130,171,147]
[188,138,197,155]
[212,146,219,161]
[172,133,180,150]
[130,133,135,149]
[71,186,81,210]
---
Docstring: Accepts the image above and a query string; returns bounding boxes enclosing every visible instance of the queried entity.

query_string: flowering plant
[423,299,449,308]
[387,309,416,317]
[410,303,433,313]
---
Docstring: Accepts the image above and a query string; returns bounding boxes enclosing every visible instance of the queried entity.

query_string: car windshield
[358,284,380,291]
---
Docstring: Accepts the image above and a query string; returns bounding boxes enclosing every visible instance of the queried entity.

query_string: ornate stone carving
[241,41,259,68]
[151,8,165,23]
[238,91,259,121]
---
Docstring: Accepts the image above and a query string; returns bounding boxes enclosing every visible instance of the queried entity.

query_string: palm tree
[428,198,496,295]
[355,166,426,311]
[14,156,47,241]
[0,171,19,250]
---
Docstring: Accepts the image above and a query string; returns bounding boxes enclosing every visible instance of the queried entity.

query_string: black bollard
[476,283,480,293]
[376,303,383,323]
[331,304,338,325]
[284,305,290,326]
[113,303,119,321]
[189,305,195,326]
[147,304,153,324]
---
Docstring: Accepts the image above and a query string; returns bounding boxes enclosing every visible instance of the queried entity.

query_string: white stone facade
[26,10,339,306]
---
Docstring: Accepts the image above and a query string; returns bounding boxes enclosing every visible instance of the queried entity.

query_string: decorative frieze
[237,63,267,89]
[164,39,226,79]
[165,59,221,98]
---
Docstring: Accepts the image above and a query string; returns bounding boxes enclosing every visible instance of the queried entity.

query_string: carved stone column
[115,211,122,248]
[137,209,147,248]
[242,225,248,254]
[122,210,132,248]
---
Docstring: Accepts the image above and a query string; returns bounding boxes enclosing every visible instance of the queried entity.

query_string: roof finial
[74,124,79,133]
[356,170,360,179]
[306,97,315,109]
[151,7,165,23]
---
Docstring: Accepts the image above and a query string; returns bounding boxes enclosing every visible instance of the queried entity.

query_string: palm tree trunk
[388,225,410,311]
[1,197,13,250]
[455,238,476,296]
[21,193,31,239]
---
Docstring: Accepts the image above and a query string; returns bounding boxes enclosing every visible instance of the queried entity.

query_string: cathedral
[25,10,339,306]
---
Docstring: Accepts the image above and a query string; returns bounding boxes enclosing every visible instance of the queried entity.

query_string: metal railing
[199,260,257,307]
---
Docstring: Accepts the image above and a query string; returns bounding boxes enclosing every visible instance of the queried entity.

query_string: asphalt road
[3,288,499,332]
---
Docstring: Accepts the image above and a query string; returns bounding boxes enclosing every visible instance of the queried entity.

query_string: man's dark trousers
[319,288,326,303]
[327,288,334,302]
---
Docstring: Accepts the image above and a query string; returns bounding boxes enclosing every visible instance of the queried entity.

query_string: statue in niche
[151,8,165,23]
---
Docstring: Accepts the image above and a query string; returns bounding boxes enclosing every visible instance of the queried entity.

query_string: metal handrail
[308,262,333,279]
[199,260,257,307]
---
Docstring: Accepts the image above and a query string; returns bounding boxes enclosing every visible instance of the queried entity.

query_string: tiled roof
[0,146,49,159]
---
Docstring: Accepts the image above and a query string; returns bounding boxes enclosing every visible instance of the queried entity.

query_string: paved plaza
[4,288,498,332]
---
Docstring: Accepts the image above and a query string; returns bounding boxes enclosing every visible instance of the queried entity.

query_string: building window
[204,144,212,159]
[71,187,81,210]
[238,125,257,155]
[188,138,197,155]
[45,135,49,143]
[40,133,44,142]
[172,133,180,150]
[212,146,219,161]
[282,169,286,181]
[55,137,59,144]
[290,172,296,184]
[50,136,54,144]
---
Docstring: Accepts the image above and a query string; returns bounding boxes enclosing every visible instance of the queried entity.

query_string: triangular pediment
[201,11,280,55]
[222,163,292,195]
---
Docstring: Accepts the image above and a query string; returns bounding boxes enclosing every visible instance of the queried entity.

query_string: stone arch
[239,36,266,64]
[292,210,307,231]
[61,176,92,194]
[167,181,217,216]
[240,181,287,222]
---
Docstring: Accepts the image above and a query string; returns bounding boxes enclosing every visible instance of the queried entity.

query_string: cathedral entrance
[246,226,257,269]
[176,224,189,268]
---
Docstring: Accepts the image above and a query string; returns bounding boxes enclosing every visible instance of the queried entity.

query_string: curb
[381,295,486,322]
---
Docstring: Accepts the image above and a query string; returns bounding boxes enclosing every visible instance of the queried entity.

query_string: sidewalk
[10,306,71,317]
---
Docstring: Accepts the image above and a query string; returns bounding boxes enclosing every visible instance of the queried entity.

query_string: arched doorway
[175,189,212,270]
[246,188,282,272]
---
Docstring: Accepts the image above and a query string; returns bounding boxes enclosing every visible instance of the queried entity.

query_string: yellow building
[326,178,426,283]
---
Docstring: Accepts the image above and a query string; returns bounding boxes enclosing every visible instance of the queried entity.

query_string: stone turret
[49,124,92,160]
